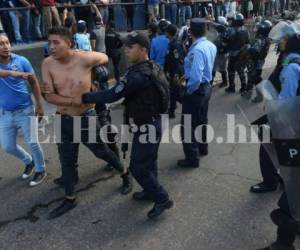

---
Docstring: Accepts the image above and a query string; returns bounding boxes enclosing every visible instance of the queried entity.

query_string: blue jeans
[9,11,22,42]
[166,3,177,24]
[179,5,192,26]
[0,105,45,172]
[33,15,42,39]
[99,6,109,25]
[19,10,31,42]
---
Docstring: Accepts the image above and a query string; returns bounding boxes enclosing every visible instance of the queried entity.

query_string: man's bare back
[42,50,108,116]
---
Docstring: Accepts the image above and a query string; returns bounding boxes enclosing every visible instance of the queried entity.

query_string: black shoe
[104,163,114,172]
[225,86,235,93]
[177,159,199,168]
[132,191,155,201]
[29,171,47,187]
[22,161,35,179]
[120,172,133,195]
[48,198,77,219]
[53,176,78,187]
[199,148,208,156]
[250,182,277,193]
[147,199,174,219]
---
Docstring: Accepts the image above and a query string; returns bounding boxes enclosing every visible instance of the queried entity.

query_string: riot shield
[268,20,300,41]
[266,97,300,221]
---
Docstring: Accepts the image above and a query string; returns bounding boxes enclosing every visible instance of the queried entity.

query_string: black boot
[219,71,228,88]
[104,142,120,171]
[120,172,133,195]
[225,72,235,93]
[147,199,174,219]
[48,198,77,219]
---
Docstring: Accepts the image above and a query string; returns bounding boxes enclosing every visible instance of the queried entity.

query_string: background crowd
[0,0,299,45]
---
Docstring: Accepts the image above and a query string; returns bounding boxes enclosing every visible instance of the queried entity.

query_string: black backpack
[148,61,170,114]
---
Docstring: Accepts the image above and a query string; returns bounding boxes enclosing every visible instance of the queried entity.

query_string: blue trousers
[181,83,212,162]
[129,117,169,203]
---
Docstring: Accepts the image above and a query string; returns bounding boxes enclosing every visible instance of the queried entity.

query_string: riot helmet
[158,19,170,34]
[257,20,273,37]
[232,13,244,27]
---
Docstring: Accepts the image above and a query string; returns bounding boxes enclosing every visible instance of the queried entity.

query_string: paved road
[0,46,299,250]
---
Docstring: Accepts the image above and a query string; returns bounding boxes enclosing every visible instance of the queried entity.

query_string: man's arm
[0,69,32,79]
[79,74,149,105]
[279,65,300,99]
[187,50,205,88]
[27,74,44,119]
[18,0,31,7]
[41,60,76,107]
[81,51,109,68]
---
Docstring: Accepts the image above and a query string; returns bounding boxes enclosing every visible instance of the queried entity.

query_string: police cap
[190,18,209,33]
[124,31,150,49]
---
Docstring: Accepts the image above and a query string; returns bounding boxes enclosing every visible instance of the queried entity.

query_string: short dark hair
[285,33,300,54]
[48,26,73,42]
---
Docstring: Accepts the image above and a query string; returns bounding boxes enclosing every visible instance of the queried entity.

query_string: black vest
[124,61,169,123]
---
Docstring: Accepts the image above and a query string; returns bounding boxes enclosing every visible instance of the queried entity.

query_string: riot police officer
[243,20,272,99]
[105,21,123,82]
[225,13,250,94]
[258,33,300,250]
[212,16,229,88]
[76,32,174,219]
[177,18,217,168]
[164,24,185,118]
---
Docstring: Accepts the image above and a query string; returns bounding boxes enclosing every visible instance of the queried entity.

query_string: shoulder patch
[115,82,125,93]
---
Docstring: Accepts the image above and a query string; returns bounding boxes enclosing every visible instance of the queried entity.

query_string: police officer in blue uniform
[76,32,174,219]
[164,24,185,118]
[259,33,300,250]
[177,18,217,168]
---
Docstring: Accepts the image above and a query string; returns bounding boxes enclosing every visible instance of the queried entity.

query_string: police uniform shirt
[184,37,217,95]
[279,53,300,99]
[82,65,151,104]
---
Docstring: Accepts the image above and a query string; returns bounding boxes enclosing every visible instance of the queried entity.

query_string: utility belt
[185,81,210,95]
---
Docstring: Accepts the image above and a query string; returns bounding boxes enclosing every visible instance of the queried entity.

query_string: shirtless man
[42,27,132,219]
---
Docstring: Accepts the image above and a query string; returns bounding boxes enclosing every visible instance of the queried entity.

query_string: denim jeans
[9,11,22,42]
[99,6,109,25]
[19,10,31,42]
[179,5,192,26]
[166,3,177,24]
[0,105,45,172]
[33,15,42,39]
